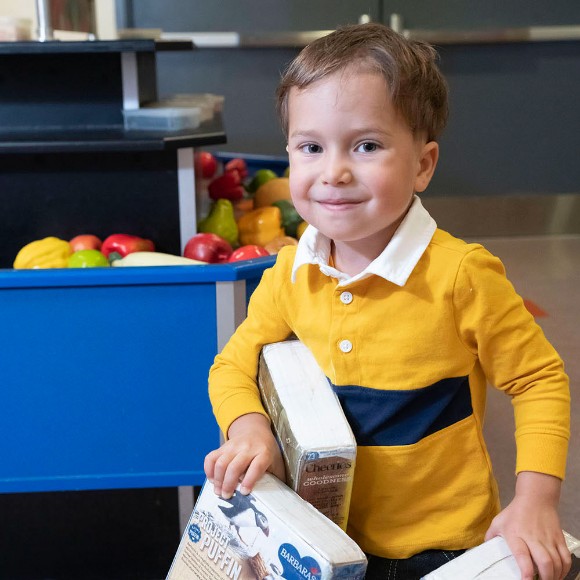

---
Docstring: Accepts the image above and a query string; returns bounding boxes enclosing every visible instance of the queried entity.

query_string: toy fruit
[237,206,284,247]
[254,177,291,207]
[264,235,298,254]
[101,234,155,258]
[232,197,254,221]
[195,151,218,179]
[228,245,270,262]
[68,249,109,268]
[296,221,309,239]
[197,199,239,247]
[13,237,72,269]
[70,234,102,252]
[224,157,249,179]
[272,199,303,238]
[183,233,233,263]
[208,170,245,201]
[111,252,205,267]
[246,168,278,194]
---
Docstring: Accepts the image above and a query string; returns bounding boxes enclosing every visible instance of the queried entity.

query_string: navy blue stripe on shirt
[330,376,472,446]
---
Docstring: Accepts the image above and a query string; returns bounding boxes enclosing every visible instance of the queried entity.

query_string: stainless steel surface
[406,25,580,45]
[423,193,580,238]
[161,24,580,48]
[35,0,54,41]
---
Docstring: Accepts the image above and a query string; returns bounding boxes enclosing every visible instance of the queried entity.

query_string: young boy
[204,23,571,580]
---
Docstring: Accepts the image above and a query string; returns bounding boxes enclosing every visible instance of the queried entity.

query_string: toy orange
[254,177,291,208]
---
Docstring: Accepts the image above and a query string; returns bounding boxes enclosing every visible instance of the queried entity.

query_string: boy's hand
[204,412,285,499]
[484,471,571,580]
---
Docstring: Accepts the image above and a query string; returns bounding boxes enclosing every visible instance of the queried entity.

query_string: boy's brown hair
[276,22,449,142]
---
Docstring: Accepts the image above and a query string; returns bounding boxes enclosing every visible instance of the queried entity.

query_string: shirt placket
[328,282,360,386]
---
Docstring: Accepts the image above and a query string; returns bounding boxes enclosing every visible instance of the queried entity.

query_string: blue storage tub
[0,256,275,493]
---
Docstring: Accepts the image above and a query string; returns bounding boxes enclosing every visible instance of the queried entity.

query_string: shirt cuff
[515,432,569,479]
[215,393,270,440]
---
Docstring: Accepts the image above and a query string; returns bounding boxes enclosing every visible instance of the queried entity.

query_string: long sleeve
[208,251,294,438]
[453,247,570,478]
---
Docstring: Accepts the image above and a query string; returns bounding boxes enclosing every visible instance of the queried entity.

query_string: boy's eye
[356,142,378,153]
[300,143,322,154]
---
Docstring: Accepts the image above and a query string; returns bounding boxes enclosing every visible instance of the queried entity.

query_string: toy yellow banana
[13,237,72,269]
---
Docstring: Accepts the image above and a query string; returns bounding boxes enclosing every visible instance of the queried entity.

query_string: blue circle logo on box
[188,524,201,543]
[279,543,321,579]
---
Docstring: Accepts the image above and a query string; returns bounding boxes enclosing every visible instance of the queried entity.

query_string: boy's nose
[321,153,352,185]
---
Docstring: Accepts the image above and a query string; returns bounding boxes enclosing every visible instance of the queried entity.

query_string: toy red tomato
[70,234,102,252]
[195,151,218,179]
[228,245,270,262]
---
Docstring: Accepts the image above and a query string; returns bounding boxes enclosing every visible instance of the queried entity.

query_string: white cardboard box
[422,531,580,579]
[166,473,367,580]
[258,340,357,531]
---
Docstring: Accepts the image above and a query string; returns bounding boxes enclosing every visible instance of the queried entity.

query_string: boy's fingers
[220,456,248,498]
[508,537,535,580]
[208,449,237,497]
[530,543,556,580]
[533,549,556,580]
[557,543,572,579]
[203,448,220,481]
[240,455,270,495]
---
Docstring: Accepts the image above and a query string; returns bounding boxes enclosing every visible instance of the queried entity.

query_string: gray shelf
[160,24,580,48]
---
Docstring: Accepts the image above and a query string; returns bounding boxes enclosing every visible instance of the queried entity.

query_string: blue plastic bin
[0,257,275,493]
[214,152,289,176]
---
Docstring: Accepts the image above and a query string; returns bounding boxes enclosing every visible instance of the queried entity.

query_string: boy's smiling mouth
[317,198,363,210]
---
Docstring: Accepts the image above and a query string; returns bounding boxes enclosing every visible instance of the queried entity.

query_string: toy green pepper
[272,199,303,238]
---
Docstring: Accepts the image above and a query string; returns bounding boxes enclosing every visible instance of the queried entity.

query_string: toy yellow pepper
[237,206,284,247]
[296,221,309,239]
[13,237,72,269]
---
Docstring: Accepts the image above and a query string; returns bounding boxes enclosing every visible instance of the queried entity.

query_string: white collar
[291,195,437,287]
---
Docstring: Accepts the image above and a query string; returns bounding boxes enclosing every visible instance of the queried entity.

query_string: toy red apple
[184,233,233,263]
[228,245,270,262]
[70,234,102,252]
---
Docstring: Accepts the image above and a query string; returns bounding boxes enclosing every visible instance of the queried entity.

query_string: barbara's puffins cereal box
[258,340,357,531]
[166,473,367,580]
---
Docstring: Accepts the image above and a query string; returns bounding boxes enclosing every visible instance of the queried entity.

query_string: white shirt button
[340,291,353,305]
[339,339,353,353]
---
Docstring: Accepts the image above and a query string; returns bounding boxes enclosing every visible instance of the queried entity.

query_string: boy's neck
[331,237,391,277]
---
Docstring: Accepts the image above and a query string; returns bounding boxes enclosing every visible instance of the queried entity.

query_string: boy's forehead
[288,70,390,104]
[286,74,421,143]
[287,72,393,121]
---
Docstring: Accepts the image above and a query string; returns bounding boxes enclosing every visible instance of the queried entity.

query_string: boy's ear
[414,141,439,193]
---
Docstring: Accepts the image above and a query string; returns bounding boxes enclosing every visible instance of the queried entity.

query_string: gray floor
[471,235,580,537]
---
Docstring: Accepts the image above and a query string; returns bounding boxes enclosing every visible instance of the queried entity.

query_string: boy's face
[286,70,438,256]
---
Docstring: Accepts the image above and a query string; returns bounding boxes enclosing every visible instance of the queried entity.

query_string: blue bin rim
[214,152,289,165]
[0,255,276,289]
